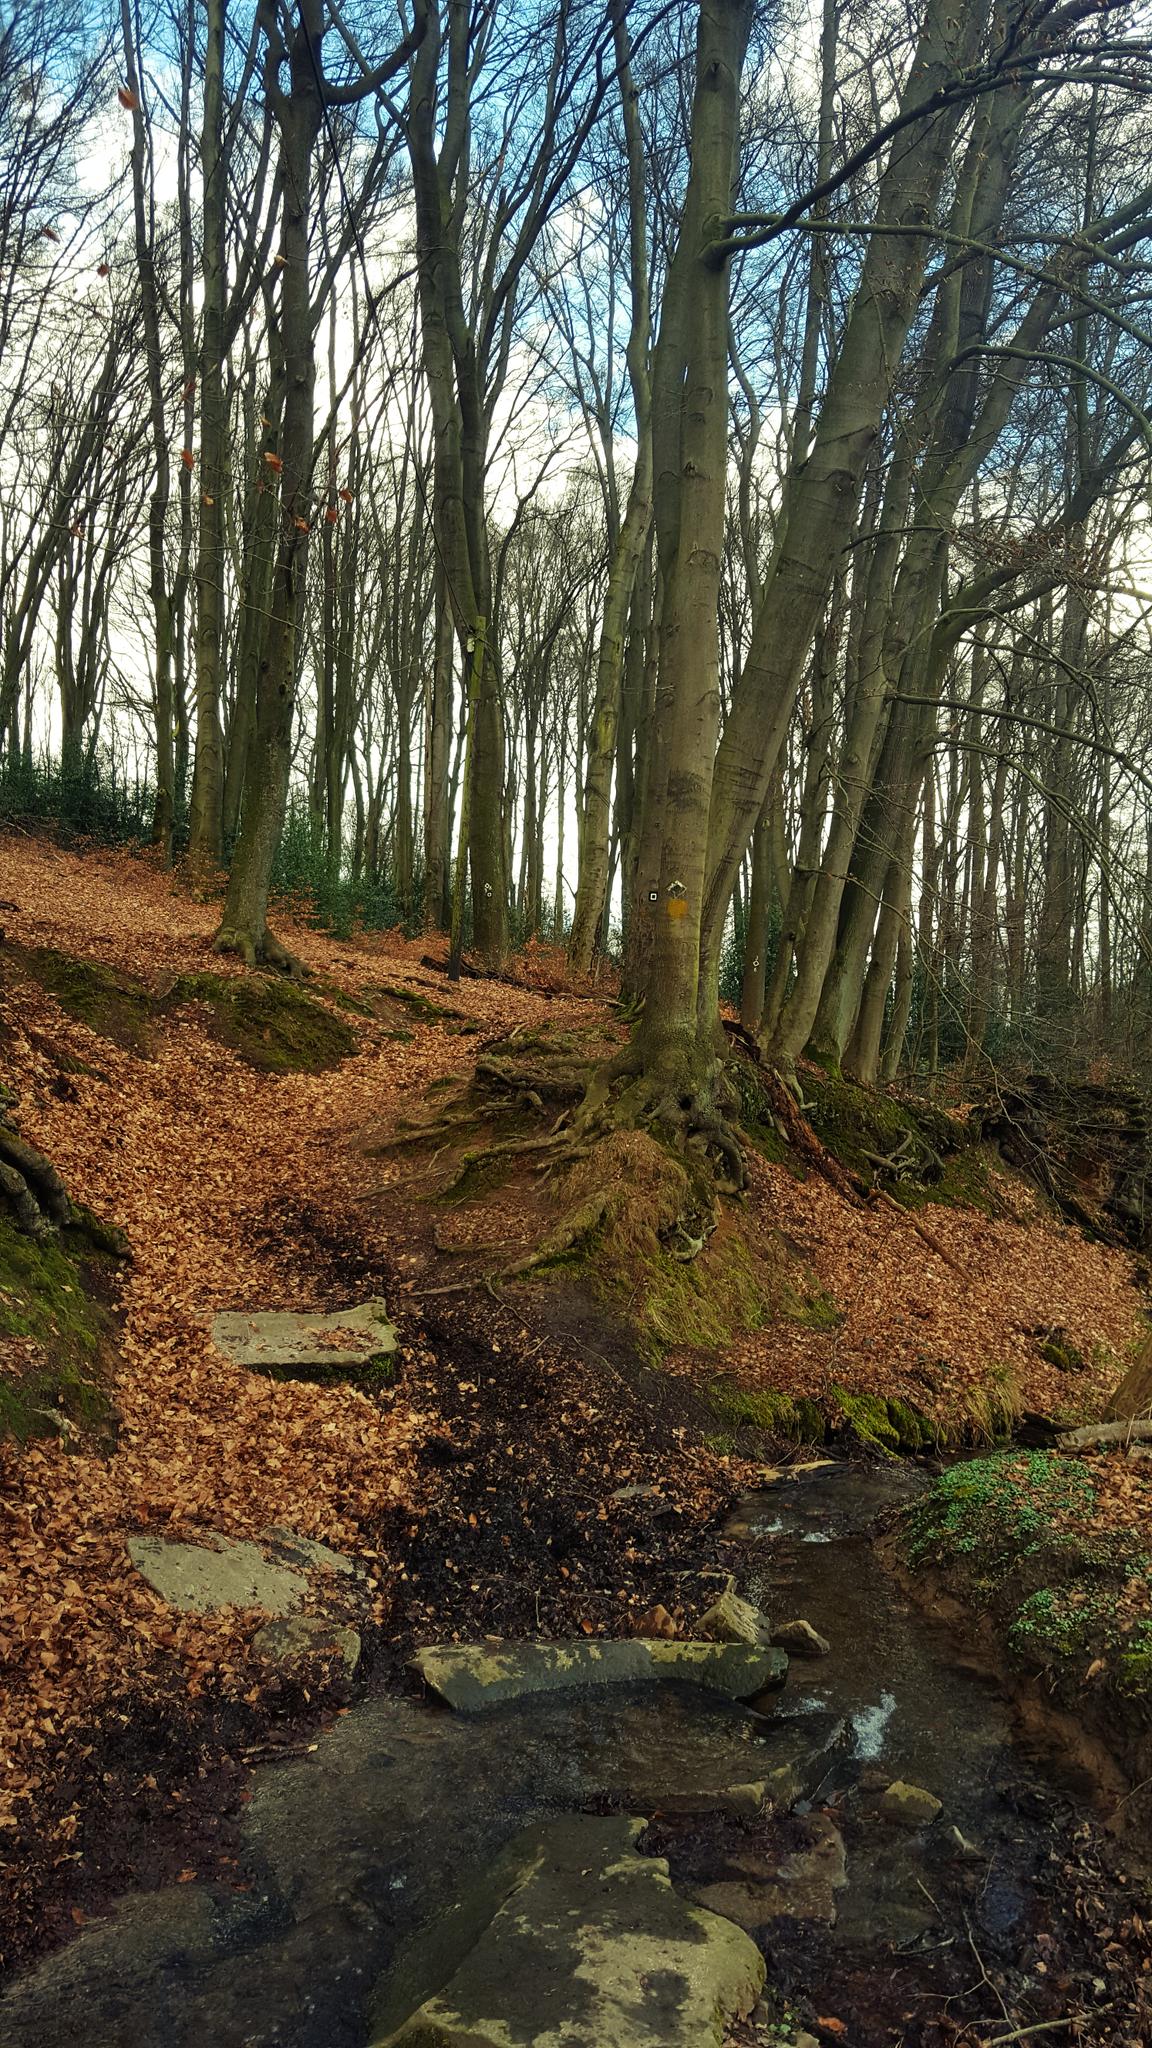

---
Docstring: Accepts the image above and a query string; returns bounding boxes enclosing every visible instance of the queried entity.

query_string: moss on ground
[8,946,356,1074]
[702,1377,1019,1455]
[169,971,355,1072]
[800,1070,997,1212]
[0,1213,119,1444]
[639,1227,772,1355]
[363,983,468,1026]
[901,1450,1152,1713]
[706,1381,828,1443]
[19,946,154,1052]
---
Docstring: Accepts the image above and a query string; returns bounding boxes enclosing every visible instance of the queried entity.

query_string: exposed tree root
[212,925,307,979]
[361,1109,488,1159]
[0,1119,72,1238]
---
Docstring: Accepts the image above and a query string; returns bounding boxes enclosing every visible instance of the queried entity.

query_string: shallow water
[0,1460,1121,2046]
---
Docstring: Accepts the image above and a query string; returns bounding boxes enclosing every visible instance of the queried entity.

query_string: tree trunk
[568,4,652,973]
[627,0,751,1114]
[217,6,323,965]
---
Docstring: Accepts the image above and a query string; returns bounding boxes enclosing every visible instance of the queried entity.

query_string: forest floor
[1,830,1151,2022]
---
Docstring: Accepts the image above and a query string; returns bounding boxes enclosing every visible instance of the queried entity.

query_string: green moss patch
[363,983,468,1026]
[800,1071,997,1212]
[706,1381,827,1443]
[701,1378,1017,1455]
[17,946,154,1052]
[901,1450,1152,1713]
[0,1214,119,1444]
[168,972,356,1073]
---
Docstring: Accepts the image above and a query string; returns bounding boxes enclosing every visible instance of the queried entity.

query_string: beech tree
[3,0,1152,1149]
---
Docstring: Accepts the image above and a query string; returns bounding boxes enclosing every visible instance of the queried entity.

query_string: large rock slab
[371,1815,765,2048]
[211,1299,397,1384]
[411,1638,788,1710]
[127,1533,307,1615]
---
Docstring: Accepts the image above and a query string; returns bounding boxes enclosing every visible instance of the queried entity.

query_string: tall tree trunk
[187,0,227,871]
[217,6,323,965]
[423,569,453,928]
[120,0,177,858]
[626,0,751,1119]
[568,4,652,972]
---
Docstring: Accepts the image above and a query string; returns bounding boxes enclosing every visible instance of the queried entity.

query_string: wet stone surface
[1,1459,1138,2047]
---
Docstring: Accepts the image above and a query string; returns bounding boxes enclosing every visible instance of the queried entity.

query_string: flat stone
[253,1616,361,1675]
[127,1533,306,1615]
[693,1814,847,1930]
[771,1618,831,1659]
[699,1582,772,1649]
[411,1639,788,1710]
[371,1814,765,2048]
[211,1300,397,1382]
[878,1779,943,1829]
[0,1886,222,2036]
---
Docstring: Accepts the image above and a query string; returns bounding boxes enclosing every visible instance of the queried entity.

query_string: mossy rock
[168,972,356,1073]
[0,1213,118,1444]
[19,946,154,1052]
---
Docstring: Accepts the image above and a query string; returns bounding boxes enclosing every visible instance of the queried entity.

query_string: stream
[1,1460,1126,2047]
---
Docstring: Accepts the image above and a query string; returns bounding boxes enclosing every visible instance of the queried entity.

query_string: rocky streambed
[2,1460,1145,2047]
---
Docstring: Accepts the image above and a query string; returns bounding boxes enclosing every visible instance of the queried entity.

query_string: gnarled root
[0,1120,73,1238]
[213,924,307,979]
[569,1041,748,1201]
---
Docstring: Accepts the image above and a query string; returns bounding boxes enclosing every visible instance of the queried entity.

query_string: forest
[3,0,1152,2042]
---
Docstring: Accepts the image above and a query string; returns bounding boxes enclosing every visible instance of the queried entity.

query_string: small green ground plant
[902,1450,1152,1708]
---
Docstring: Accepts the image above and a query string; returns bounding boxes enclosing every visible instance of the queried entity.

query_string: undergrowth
[902,1450,1152,1706]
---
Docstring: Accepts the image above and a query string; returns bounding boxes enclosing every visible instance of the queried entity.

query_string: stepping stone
[698,1580,772,1648]
[371,1815,765,2048]
[211,1299,397,1385]
[127,1532,308,1615]
[263,1526,364,1578]
[410,1638,788,1710]
[878,1779,943,1828]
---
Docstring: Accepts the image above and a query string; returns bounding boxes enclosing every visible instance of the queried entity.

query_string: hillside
[2,834,1151,2043]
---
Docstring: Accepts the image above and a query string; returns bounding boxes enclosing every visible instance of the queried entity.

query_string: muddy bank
[889,1448,1152,1839]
